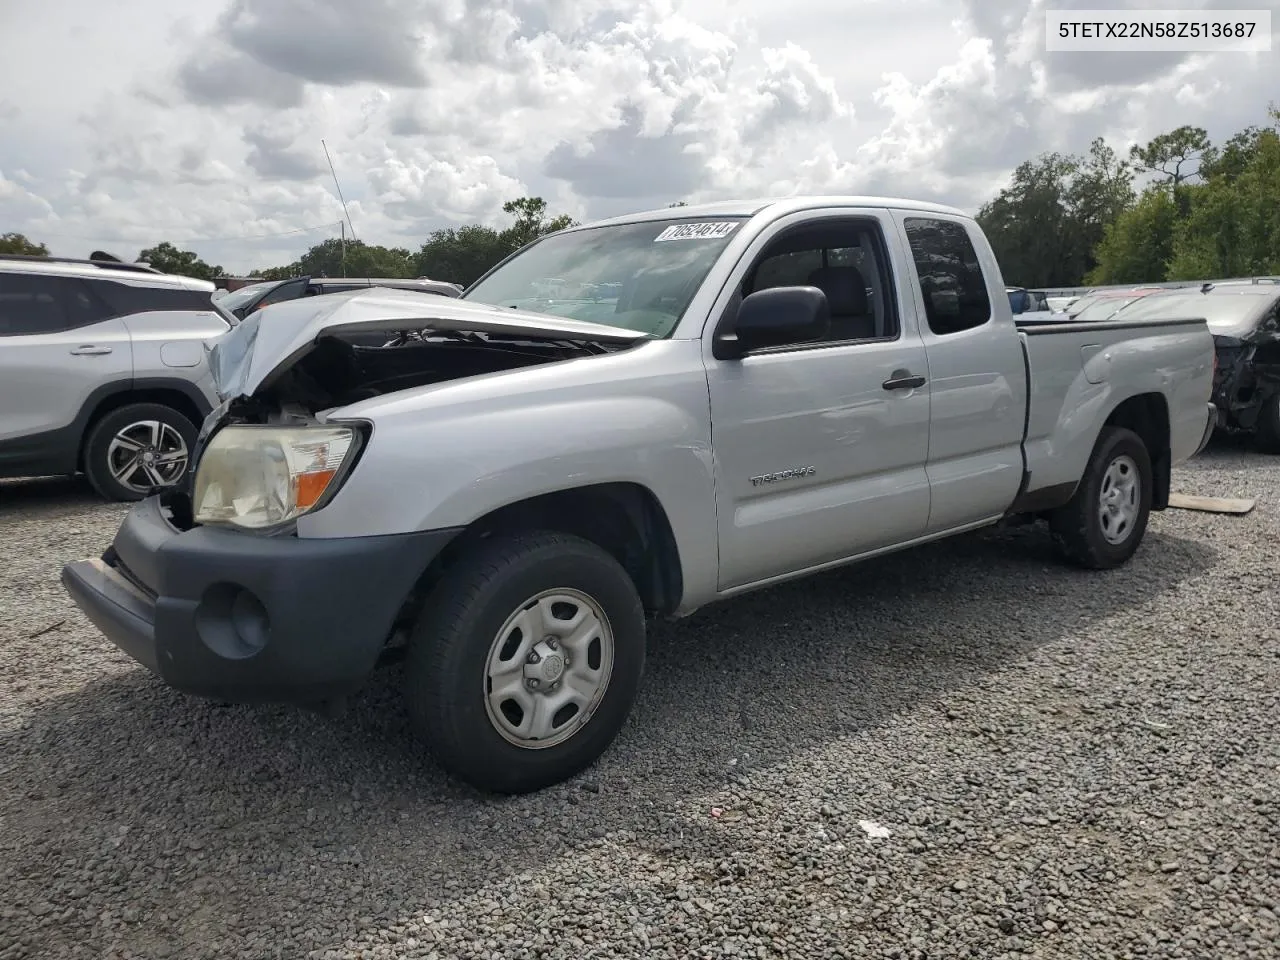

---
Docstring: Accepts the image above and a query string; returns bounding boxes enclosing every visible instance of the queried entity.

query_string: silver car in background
[0,255,230,501]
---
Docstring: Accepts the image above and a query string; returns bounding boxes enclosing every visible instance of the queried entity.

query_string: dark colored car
[1115,280,1280,450]
[215,276,462,321]
[1006,286,1048,314]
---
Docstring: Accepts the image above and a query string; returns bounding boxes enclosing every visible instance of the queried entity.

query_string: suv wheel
[405,530,647,794]
[83,403,198,502]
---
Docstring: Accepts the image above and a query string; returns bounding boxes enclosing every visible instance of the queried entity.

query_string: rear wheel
[1253,392,1280,453]
[1049,426,1152,569]
[404,531,646,794]
[82,402,197,502]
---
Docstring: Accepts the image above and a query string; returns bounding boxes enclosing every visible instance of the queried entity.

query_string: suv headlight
[192,424,362,529]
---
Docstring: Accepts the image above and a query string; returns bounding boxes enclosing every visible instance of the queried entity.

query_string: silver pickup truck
[62,196,1216,793]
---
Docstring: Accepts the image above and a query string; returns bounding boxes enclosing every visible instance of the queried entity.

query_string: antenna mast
[322,139,356,242]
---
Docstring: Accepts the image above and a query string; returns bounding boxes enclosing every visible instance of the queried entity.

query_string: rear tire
[1049,426,1152,570]
[1253,393,1280,453]
[82,402,198,503]
[404,531,646,794]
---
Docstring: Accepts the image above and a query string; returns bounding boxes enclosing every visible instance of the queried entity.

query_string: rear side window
[903,218,992,335]
[87,279,214,317]
[256,278,309,308]
[0,273,109,336]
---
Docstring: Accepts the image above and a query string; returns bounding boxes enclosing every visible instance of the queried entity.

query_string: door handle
[70,345,112,355]
[882,373,926,390]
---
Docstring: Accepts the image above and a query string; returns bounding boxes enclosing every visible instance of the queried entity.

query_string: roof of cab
[578,195,971,229]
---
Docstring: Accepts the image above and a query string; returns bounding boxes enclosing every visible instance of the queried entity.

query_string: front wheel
[405,531,646,793]
[1253,392,1280,453]
[1049,426,1152,569]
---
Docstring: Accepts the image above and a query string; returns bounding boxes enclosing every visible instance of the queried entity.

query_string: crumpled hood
[207,286,650,400]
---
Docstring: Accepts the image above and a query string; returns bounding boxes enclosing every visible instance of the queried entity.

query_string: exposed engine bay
[232,329,625,423]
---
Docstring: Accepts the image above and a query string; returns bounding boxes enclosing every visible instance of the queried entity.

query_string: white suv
[0,254,231,501]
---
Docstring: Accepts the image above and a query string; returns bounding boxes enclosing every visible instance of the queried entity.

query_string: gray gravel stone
[1,440,1279,959]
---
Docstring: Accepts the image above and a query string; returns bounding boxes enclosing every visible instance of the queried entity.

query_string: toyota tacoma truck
[61,197,1217,794]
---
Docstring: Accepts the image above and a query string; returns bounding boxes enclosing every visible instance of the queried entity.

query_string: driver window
[743,220,899,343]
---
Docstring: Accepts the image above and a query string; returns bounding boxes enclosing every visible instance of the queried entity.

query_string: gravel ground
[1,439,1278,960]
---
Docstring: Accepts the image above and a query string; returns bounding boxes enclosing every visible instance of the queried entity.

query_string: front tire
[82,403,198,502]
[405,531,646,794]
[1049,426,1152,569]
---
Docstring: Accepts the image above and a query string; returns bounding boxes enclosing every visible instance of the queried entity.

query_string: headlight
[192,425,360,529]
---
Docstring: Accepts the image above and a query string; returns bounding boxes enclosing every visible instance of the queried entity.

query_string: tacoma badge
[749,465,816,486]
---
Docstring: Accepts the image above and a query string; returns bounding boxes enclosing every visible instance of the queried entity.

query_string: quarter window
[86,279,214,316]
[903,218,992,335]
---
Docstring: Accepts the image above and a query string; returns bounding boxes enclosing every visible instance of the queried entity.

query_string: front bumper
[61,497,460,704]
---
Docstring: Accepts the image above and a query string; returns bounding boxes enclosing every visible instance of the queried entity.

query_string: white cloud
[0,0,1276,272]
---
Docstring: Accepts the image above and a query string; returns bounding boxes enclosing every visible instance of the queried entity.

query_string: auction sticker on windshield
[654,221,739,241]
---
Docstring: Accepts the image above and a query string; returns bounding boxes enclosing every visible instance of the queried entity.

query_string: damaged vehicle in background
[61,196,1215,795]
[216,275,462,322]
[1112,279,1280,450]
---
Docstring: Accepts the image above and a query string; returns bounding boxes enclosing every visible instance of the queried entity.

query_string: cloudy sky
[0,0,1276,274]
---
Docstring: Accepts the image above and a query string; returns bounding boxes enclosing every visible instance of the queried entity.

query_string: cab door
[703,210,933,591]
[893,213,1028,533]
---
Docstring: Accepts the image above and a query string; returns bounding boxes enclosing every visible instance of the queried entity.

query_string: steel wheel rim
[483,588,615,750]
[1098,453,1140,544]
[106,420,189,494]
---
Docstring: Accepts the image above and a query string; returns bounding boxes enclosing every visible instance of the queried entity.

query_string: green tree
[1064,137,1136,279]
[248,264,301,281]
[977,152,1083,287]
[1166,119,1280,279]
[412,196,578,287]
[293,238,415,278]
[498,196,577,250]
[1086,185,1180,284]
[1128,125,1211,188]
[137,241,223,281]
[0,232,48,256]
[415,224,512,287]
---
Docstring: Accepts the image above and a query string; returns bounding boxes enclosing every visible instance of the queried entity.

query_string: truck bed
[1015,315,1214,504]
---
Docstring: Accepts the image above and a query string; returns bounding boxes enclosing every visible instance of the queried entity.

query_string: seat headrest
[617,264,695,313]
[807,265,868,316]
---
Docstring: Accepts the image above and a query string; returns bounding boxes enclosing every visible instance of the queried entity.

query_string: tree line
[977,104,1280,288]
[4,107,1275,290]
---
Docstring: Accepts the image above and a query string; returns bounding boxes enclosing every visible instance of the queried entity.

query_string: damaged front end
[1210,331,1280,433]
[159,288,651,529]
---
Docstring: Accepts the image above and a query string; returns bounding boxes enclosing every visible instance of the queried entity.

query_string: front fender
[296,358,719,611]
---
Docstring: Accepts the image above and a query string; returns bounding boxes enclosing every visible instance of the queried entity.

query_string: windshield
[1065,294,1101,317]
[1116,289,1276,335]
[1073,295,1142,323]
[463,218,748,336]
[217,280,282,314]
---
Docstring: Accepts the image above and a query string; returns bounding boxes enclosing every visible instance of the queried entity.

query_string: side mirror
[717,286,830,359]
